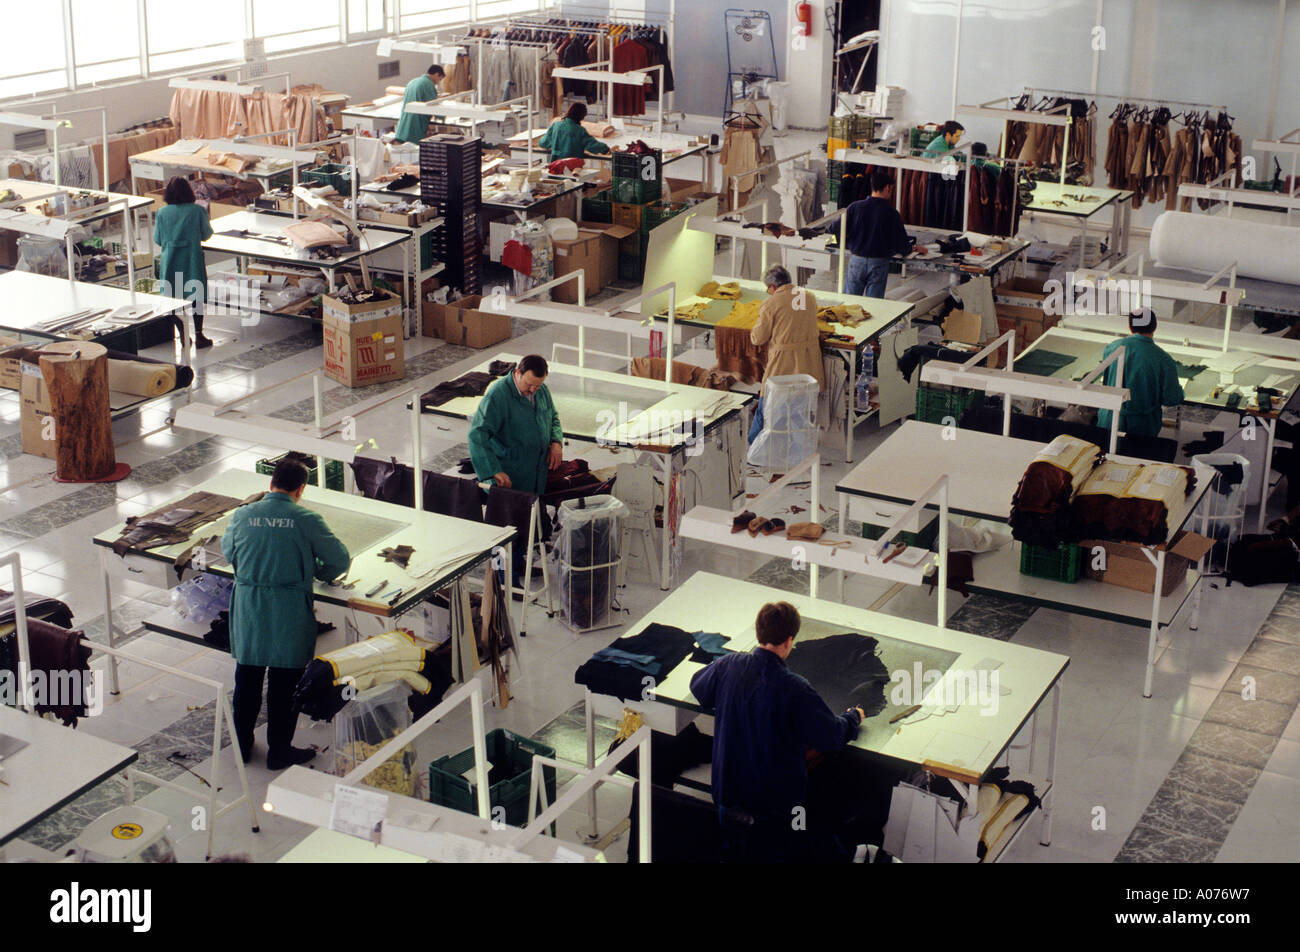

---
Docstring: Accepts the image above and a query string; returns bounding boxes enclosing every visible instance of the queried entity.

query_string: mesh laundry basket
[508,220,554,297]
[1192,452,1251,575]
[747,374,820,469]
[554,495,627,632]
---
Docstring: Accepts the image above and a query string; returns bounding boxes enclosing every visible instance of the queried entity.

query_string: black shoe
[237,737,253,764]
[195,334,214,349]
[266,746,316,770]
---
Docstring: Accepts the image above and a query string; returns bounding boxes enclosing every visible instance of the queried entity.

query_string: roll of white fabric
[1149,211,1300,285]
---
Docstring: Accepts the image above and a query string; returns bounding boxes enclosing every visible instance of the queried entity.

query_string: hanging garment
[0,619,92,726]
[720,125,762,198]
[424,473,485,522]
[1104,119,1129,189]
[611,37,650,115]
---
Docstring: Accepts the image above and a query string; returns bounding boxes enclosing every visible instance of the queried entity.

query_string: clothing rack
[958,96,1074,185]
[1023,87,1226,113]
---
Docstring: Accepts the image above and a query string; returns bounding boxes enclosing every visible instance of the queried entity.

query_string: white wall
[880,0,1300,228]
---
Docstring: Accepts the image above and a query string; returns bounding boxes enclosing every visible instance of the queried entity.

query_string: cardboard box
[323,313,404,387]
[436,295,511,348]
[552,228,609,304]
[1079,533,1215,596]
[942,309,983,345]
[423,293,477,339]
[994,277,1050,308]
[570,223,635,289]
[995,302,1060,349]
[358,205,440,228]
[323,290,405,386]
[20,358,54,459]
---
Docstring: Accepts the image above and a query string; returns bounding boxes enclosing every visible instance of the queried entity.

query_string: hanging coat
[154,202,212,308]
[222,492,351,669]
[468,373,564,496]
[1096,334,1185,438]
[394,74,439,144]
[752,285,825,391]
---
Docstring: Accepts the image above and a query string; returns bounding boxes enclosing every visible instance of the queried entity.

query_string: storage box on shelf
[915,384,984,425]
[428,729,556,827]
[1019,541,1084,583]
[321,290,404,387]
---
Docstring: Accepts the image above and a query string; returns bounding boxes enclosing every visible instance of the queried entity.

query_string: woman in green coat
[538,102,612,161]
[222,458,351,769]
[154,177,214,348]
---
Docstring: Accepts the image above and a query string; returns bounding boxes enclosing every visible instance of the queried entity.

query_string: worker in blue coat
[154,177,214,348]
[1097,308,1185,438]
[690,601,864,862]
[468,354,564,582]
[394,64,445,144]
[222,458,350,770]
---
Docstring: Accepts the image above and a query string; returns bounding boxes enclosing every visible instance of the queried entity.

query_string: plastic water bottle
[856,347,874,411]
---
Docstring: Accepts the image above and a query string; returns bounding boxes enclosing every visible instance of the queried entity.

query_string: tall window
[72,0,143,86]
[252,1,342,54]
[349,0,388,38]
[398,2,473,34]
[0,4,68,99]
[477,0,542,18]
[147,0,245,74]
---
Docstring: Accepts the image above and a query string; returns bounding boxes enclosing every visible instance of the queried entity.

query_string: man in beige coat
[748,265,824,442]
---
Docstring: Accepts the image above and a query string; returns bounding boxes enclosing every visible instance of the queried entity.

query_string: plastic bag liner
[333,681,418,797]
[554,495,627,632]
[747,374,819,469]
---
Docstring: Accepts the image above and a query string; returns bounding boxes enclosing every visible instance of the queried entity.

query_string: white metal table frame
[837,420,1215,696]
[1022,181,1133,268]
[578,571,1066,856]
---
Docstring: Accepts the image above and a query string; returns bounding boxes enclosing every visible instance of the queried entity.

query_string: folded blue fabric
[692,631,731,657]
[591,647,661,673]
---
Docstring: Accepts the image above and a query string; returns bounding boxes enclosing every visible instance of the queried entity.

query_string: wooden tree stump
[38,341,116,481]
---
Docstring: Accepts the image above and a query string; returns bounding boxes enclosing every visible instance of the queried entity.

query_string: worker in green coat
[222,458,350,770]
[538,102,612,161]
[1097,308,1185,438]
[394,64,445,144]
[468,354,564,582]
[922,120,965,158]
[154,177,214,348]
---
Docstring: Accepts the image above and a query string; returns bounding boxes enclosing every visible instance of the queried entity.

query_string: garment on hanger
[612,36,650,115]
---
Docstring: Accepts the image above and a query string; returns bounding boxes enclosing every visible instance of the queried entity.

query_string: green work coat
[154,202,212,307]
[1097,334,1185,438]
[222,492,351,669]
[468,373,563,495]
[922,133,952,158]
[537,118,611,160]
[395,74,440,143]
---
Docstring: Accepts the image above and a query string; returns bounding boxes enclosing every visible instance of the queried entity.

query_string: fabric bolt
[689,647,862,821]
[154,202,213,310]
[575,623,697,700]
[1096,335,1185,438]
[752,284,824,391]
[221,491,351,670]
[468,373,563,497]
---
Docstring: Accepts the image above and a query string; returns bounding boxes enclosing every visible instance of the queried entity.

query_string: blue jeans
[846,254,891,299]
[747,395,765,444]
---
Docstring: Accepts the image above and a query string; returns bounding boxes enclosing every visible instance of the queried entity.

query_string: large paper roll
[1149,211,1300,286]
[108,359,176,397]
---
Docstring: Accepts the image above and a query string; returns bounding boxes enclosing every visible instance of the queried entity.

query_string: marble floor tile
[1200,688,1295,736]
[1161,750,1261,805]
[1183,720,1280,770]
[1115,821,1222,864]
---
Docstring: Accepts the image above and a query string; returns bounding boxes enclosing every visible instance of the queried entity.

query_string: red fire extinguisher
[796,1,813,36]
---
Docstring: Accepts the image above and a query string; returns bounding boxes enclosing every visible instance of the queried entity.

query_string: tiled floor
[3,127,1298,864]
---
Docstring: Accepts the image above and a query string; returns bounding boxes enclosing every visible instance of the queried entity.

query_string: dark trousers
[233,663,304,757]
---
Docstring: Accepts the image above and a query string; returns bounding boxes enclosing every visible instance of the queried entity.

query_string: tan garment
[721,126,763,195]
[751,285,824,391]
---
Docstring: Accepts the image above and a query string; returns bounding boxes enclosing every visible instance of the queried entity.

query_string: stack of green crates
[428,729,556,827]
[255,452,344,491]
[643,200,688,231]
[619,231,647,281]
[612,148,663,204]
[1019,541,1084,583]
[581,189,614,223]
[915,385,983,425]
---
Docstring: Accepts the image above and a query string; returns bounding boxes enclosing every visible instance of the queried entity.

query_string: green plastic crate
[915,385,983,425]
[1019,541,1084,583]
[861,516,939,551]
[612,176,662,204]
[613,148,662,182]
[303,162,354,196]
[581,189,613,223]
[642,201,687,231]
[255,452,344,491]
[428,729,556,827]
[618,247,648,282]
[419,229,438,270]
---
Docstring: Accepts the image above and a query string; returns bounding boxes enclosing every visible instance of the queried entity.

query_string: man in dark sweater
[844,168,912,299]
[690,601,864,861]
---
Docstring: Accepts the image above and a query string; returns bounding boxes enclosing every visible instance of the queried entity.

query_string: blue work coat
[468,374,563,496]
[690,647,862,818]
[221,492,351,669]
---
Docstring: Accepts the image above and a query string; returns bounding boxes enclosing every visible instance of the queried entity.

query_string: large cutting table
[837,421,1216,696]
